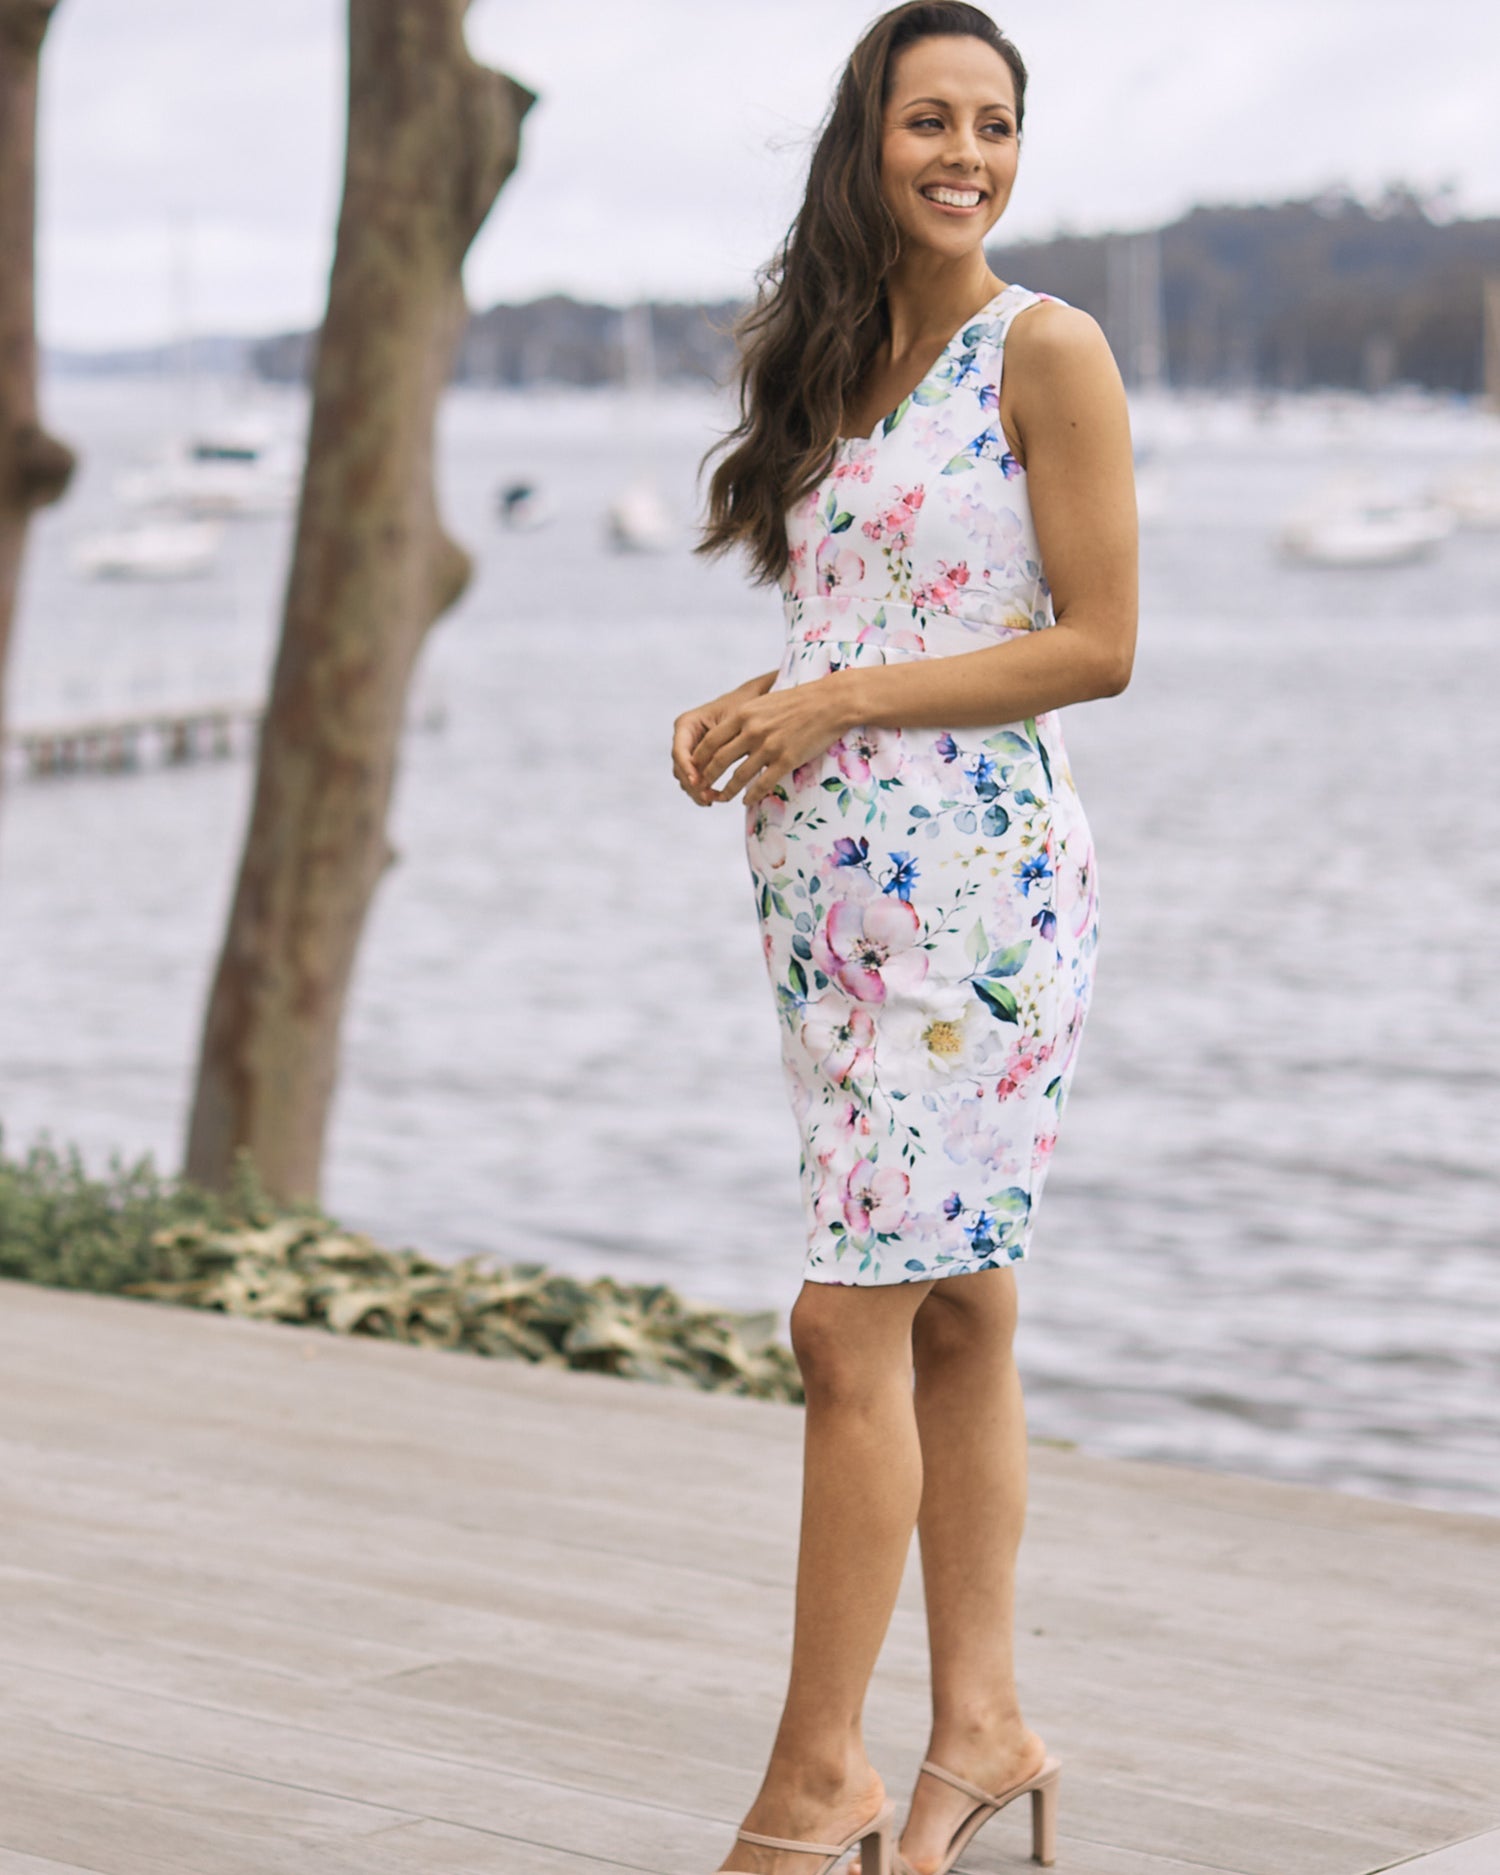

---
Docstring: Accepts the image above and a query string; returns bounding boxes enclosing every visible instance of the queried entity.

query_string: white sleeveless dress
[743,283,1100,1285]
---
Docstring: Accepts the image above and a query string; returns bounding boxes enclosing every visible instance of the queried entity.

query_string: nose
[941,125,984,171]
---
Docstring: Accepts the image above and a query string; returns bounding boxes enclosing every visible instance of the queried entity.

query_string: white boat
[115,414,301,518]
[604,301,674,552]
[605,475,675,552]
[1278,480,1454,568]
[72,516,224,580]
[1430,463,1500,530]
[496,480,556,531]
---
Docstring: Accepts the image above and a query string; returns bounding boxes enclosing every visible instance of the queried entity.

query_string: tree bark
[184,0,535,1198]
[0,0,76,787]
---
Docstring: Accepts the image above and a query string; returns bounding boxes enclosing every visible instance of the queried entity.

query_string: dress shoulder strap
[991,284,1068,346]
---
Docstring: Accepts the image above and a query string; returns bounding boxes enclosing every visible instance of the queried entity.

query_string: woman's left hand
[691,675,854,809]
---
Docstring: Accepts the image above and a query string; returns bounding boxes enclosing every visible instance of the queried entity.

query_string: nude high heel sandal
[895,1756,1061,1872]
[722,1799,896,1875]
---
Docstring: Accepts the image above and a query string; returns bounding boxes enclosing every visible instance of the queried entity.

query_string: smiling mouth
[920,185,986,211]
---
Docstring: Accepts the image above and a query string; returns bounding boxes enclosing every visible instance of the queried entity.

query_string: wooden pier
[2,695,447,782]
[2,700,262,780]
[0,1276,1496,1875]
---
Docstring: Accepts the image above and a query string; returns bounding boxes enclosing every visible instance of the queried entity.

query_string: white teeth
[923,187,982,207]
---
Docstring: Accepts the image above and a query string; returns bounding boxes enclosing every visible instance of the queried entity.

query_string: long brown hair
[693,3,1027,588]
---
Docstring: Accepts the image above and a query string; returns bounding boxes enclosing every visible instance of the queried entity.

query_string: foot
[716,1764,888,1874]
[853,1727,1048,1875]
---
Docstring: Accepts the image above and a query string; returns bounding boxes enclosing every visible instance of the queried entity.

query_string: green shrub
[0,1128,802,1403]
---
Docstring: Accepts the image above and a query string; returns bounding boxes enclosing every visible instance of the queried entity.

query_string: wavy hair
[693,3,1027,588]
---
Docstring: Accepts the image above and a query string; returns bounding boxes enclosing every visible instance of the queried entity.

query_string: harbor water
[2,371,1497,1516]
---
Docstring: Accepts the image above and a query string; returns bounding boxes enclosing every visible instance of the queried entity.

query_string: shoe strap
[735,1827,848,1855]
[915,1747,1057,1807]
[919,1758,1006,1806]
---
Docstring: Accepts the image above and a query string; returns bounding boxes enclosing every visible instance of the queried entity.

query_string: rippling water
[3,373,1497,1516]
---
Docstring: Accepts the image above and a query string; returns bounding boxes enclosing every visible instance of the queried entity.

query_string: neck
[880,257,1006,357]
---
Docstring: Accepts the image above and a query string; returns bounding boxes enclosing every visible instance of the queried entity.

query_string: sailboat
[1428,277,1500,529]
[1278,474,1454,567]
[604,300,675,552]
[73,208,231,581]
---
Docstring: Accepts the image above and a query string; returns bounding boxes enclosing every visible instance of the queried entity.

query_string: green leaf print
[985,1186,1032,1216]
[830,509,854,534]
[940,450,976,475]
[882,396,911,435]
[983,730,1034,759]
[973,978,1021,1023]
[965,918,988,965]
[984,940,1032,977]
[789,957,808,996]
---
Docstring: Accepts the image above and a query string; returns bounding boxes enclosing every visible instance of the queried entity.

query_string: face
[878,35,1020,258]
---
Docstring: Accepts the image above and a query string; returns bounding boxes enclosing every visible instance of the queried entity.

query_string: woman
[674,6,1136,1871]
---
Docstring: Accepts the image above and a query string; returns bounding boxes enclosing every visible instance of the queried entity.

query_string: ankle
[762,1735,880,1804]
[929,1699,1028,1755]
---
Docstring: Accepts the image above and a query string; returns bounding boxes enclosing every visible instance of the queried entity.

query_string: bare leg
[896,1268,1048,1874]
[715,1274,933,1874]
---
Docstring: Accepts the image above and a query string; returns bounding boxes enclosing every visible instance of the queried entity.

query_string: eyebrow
[900,95,1014,114]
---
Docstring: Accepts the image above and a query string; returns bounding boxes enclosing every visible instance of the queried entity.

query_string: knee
[789,1286,904,1409]
[912,1270,1018,1371]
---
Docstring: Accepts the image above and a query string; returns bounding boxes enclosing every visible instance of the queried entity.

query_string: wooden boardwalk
[0,1276,1495,1875]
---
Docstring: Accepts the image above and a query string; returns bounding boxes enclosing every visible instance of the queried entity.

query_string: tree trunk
[0,0,76,786]
[183,0,535,1198]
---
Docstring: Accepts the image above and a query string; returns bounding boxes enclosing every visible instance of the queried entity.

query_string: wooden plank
[2,1278,1497,1875]
[1373,1832,1500,1875]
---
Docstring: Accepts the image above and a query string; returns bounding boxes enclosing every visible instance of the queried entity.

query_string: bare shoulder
[1006,299,1119,388]
[1002,298,1128,447]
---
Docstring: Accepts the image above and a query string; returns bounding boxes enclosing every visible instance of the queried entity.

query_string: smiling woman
[677,7,1137,1875]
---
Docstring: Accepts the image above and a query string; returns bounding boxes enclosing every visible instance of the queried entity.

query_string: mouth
[919,183,987,215]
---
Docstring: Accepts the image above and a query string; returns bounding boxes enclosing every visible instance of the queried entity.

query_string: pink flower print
[747,789,789,868]
[852,619,925,654]
[911,559,971,611]
[860,483,926,552]
[786,538,808,572]
[832,726,902,787]
[800,994,877,1087]
[942,1089,1009,1169]
[994,1034,1052,1101]
[791,757,822,790]
[830,1099,874,1142]
[841,1157,910,1235]
[814,896,929,1004]
[831,451,875,482]
[1032,1129,1058,1167]
[815,538,864,597]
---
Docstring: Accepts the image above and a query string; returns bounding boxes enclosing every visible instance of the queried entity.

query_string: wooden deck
[0,1276,1495,1875]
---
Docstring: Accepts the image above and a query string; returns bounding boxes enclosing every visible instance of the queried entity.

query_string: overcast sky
[34,0,1500,349]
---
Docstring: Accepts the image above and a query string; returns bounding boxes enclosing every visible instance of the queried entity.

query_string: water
[3,373,1498,1517]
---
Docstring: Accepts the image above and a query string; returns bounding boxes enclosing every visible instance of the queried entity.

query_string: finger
[699,732,750,793]
[710,750,768,803]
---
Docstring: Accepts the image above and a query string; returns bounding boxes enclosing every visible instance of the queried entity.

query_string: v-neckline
[834,283,1014,448]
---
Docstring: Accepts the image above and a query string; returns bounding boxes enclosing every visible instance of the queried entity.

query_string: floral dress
[744,283,1100,1285]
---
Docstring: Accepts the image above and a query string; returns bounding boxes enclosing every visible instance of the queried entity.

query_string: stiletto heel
[897,1755,1062,1874]
[1030,1761,1059,1866]
[722,1799,895,1875]
[859,1805,894,1875]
